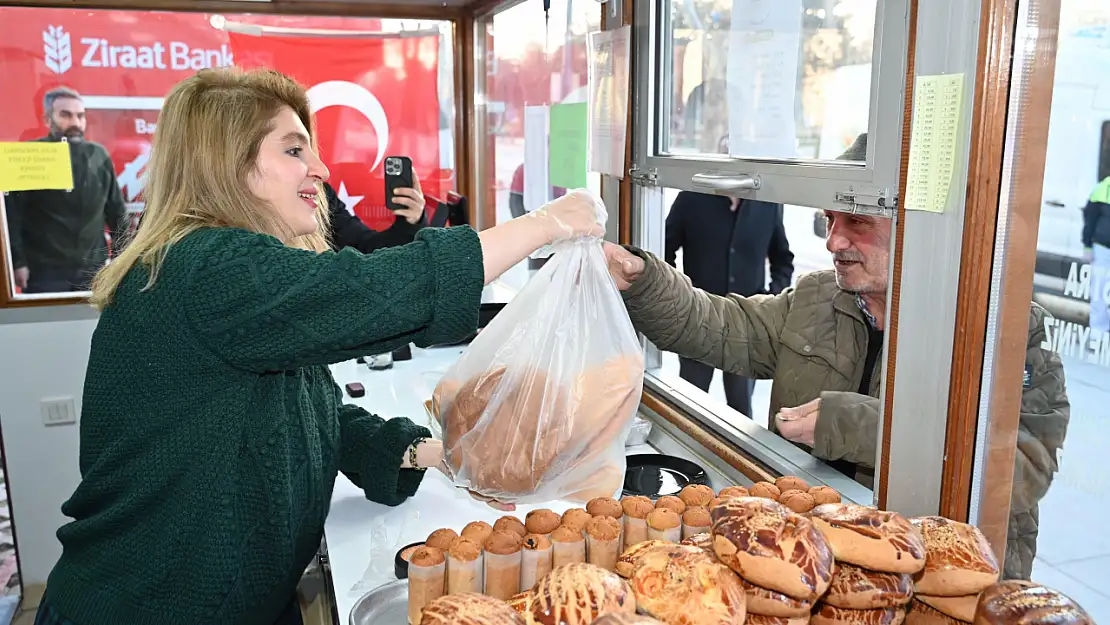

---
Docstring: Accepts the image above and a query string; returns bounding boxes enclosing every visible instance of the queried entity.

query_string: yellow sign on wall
[0,142,74,192]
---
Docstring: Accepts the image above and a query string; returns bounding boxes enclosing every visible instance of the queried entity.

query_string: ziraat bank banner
[0,7,445,231]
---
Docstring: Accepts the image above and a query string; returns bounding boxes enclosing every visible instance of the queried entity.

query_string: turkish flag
[228,32,444,231]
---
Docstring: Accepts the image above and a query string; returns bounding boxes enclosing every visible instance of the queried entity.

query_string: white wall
[0,305,97,590]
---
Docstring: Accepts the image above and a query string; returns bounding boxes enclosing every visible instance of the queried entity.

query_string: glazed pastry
[680,532,715,553]
[811,603,907,625]
[973,580,1094,625]
[824,562,914,610]
[910,516,999,596]
[524,563,637,625]
[711,497,834,600]
[906,599,965,625]
[615,539,670,578]
[408,546,446,625]
[917,594,978,622]
[521,533,553,591]
[483,531,523,600]
[740,577,813,618]
[746,616,810,625]
[627,543,747,625]
[591,615,668,625]
[419,592,526,625]
[808,504,926,575]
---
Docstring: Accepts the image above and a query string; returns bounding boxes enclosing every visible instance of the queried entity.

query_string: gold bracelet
[409,437,427,471]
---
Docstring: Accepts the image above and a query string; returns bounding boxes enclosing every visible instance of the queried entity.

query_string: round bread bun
[808,504,926,574]
[419,592,526,625]
[710,496,834,600]
[749,482,782,500]
[506,591,533,615]
[615,540,670,578]
[824,562,914,610]
[440,355,642,500]
[679,532,714,553]
[810,486,842,505]
[811,603,907,625]
[747,615,811,625]
[525,510,562,536]
[917,594,977,623]
[678,484,715,508]
[587,497,624,519]
[906,599,965,625]
[718,486,750,500]
[628,543,747,625]
[493,516,527,539]
[910,516,999,596]
[526,563,636,624]
[591,615,668,625]
[655,495,687,515]
[739,577,813,618]
[426,528,459,551]
[561,508,593,532]
[973,580,1094,625]
[779,491,816,514]
[621,496,655,520]
[775,476,810,492]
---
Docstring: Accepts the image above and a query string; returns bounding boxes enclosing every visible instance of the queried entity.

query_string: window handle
[691,173,761,193]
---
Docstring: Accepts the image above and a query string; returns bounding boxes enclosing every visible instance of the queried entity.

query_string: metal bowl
[350,580,408,625]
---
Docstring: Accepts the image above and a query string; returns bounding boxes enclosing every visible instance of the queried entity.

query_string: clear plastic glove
[530,189,606,243]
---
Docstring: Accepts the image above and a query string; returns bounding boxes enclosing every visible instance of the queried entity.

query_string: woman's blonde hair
[90,67,331,310]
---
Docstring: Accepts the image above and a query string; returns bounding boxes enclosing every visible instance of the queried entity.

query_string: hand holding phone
[385,156,424,225]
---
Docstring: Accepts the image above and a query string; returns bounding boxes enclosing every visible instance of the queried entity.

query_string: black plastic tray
[622,453,710,499]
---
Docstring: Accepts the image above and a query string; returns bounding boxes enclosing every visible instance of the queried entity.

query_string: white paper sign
[523,105,551,213]
[587,26,631,179]
[727,0,803,159]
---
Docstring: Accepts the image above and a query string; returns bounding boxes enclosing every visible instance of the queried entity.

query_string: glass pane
[1006,1,1110,615]
[0,7,456,300]
[483,0,603,297]
[641,182,893,497]
[664,0,877,161]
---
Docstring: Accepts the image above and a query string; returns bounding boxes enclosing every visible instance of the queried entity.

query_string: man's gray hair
[838,133,868,161]
[43,86,82,116]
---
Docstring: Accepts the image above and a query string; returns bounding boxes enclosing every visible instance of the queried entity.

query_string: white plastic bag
[431,194,644,504]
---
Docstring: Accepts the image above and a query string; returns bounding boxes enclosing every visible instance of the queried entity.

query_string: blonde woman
[35,68,602,625]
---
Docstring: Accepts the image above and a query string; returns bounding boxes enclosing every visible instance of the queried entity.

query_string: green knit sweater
[42,226,484,625]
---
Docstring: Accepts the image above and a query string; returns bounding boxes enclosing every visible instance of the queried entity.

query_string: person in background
[4,87,129,293]
[324,178,427,369]
[1082,175,1110,335]
[324,179,426,254]
[664,188,793,417]
[603,132,1069,581]
[35,67,602,625]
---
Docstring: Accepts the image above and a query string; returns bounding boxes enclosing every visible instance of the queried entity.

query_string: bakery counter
[320,345,736,624]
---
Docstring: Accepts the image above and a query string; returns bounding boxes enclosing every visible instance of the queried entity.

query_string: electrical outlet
[41,397,77,426]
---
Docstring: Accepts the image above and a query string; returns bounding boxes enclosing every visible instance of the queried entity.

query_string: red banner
[228,32,444,231]
[0,7,448,232]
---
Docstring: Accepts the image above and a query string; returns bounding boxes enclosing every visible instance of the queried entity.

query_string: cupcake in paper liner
[550,524,587,567]
[520,533,553,590]
[646,508,682,543]
[446,537,483,595]
[483,530,524,600]
[407,546,445,625]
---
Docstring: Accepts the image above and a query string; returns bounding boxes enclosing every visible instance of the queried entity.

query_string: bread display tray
[349,580,407,625]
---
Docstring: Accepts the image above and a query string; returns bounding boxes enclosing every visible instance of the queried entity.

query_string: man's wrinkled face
[824,210,892,294]
[47,97,86,141]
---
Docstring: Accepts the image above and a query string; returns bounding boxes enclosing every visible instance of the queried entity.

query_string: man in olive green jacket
[603,134,1070,580]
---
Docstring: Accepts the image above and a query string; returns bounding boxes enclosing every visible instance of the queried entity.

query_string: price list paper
[904,74,965,213]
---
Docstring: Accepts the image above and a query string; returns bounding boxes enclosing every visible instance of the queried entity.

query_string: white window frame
[631,0,912,216]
